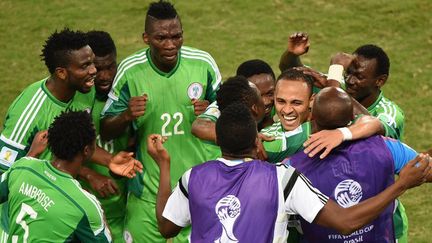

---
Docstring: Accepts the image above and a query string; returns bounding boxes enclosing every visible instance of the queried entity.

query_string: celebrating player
[100,1,221,242]
[0,111,112,242]
[289,87,432,242]
[148,102,430,242]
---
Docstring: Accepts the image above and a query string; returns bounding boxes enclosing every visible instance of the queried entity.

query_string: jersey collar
[217,157,253,167]
[45,160,73,179]
[41,78,71,108]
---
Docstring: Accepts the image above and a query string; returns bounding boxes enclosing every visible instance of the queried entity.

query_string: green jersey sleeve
[0,169,9,202]
[261,122,311,163]
[197,101,220,122]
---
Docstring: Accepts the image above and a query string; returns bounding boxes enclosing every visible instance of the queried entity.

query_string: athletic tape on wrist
[337,127,352,141]
[327,64,344,83]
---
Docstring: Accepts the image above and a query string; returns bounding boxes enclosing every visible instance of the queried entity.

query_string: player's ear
[55,67,67,80]
[142,33,149,45]
[376,74,388,88]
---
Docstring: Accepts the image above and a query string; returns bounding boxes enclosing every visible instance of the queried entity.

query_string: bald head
[313,87,353,130]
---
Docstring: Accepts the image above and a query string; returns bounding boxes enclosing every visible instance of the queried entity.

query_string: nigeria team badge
[187,82,203,99]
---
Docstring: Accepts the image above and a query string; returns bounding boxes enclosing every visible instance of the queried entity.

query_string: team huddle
[0,1,430,243]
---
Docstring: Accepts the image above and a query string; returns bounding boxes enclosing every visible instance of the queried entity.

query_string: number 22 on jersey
[160,112,184,136]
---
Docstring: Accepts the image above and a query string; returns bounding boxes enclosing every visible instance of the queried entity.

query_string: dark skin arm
[78,166,119,197]
[147,134,183,238]
[279,32,310,72]
[191,118,216,142]
[100,95,148,141]
[304,115,384,158]
[313,154,430,235]
[91,145,143,178]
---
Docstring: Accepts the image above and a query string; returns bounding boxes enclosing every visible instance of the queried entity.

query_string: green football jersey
[102,46,221,201]
[261,121,311,163]
[0,157,111,242]
[81,95,128,219]
[367,92,405,140]
[0,78,95,172]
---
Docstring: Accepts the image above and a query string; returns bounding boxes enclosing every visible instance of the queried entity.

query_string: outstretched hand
[147,134,170,166]
[303,129,344,159]
[288,32,310,56]
[109,151,143,178]
[398,154,431,189]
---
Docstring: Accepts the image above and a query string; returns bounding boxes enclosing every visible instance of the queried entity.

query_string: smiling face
[248,73,275,118]
[94,52,117,96]
[143,17,183,73]
[65,45,97,94]
[274,79,312,131]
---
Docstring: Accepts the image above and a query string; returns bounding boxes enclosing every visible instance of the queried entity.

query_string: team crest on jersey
[334,179,363,208]
[187,82,203,99]
[215,195,241,242]
[0,147,18,166]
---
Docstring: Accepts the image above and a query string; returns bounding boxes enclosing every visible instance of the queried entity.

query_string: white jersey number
[12,203,38,243]
[160,112,185,136]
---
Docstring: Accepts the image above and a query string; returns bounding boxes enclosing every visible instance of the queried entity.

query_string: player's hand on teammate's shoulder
[303,129,344,159]
[191,99,209,116]
[330,52,355,70]
[124,94,148,121]
[109,151,143,178]
[87,170,119,198]
[147,134,170,166]
[288,32,310,56]
[398,153,431,189]
[27,130,48,158]
[256,133,273,161]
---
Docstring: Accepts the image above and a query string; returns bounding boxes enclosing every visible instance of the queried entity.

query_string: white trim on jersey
[71,180,108,237]
[181,47,221,91]
[111,52,148,98]
[9,88,47,145]
[0,134,26,150]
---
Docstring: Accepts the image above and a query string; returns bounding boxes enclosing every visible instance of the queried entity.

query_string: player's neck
[359,91,380,109]
[51,158,81,178]
[46,77,76,103]
[222,150,257,161]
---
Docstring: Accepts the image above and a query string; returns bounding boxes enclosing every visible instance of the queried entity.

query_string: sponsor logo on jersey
[334,179,363,208]
[0,147,18,166]
[187,82,203,99]
[215,195,241,242]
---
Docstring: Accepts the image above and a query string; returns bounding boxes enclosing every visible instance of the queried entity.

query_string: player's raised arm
[279,32,310,72]
[147,134,183,238]
[312,154,430,235]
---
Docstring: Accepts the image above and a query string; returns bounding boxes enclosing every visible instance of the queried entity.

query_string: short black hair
[87,30,116,57]
[216,76,260,111]
[48,111,95,161]
[41,28,89,74]
[354,44,390,76]
[145,1,179,32]
[277,68,314,96]
[236,59,276,80]
[216,103,257,155]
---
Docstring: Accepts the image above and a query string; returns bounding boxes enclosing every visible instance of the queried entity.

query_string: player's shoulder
[376,94,405,116]
[261,121,284,137]
[10,156,45,169]
[180,46,218,67]
[117,48,149,68]
[7,79,47,112]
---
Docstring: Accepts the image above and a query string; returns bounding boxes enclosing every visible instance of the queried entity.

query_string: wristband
[327,64,344,83]
[337,127,352,141]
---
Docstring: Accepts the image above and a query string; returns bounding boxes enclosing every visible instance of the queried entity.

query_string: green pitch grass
[0,0,431,241]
